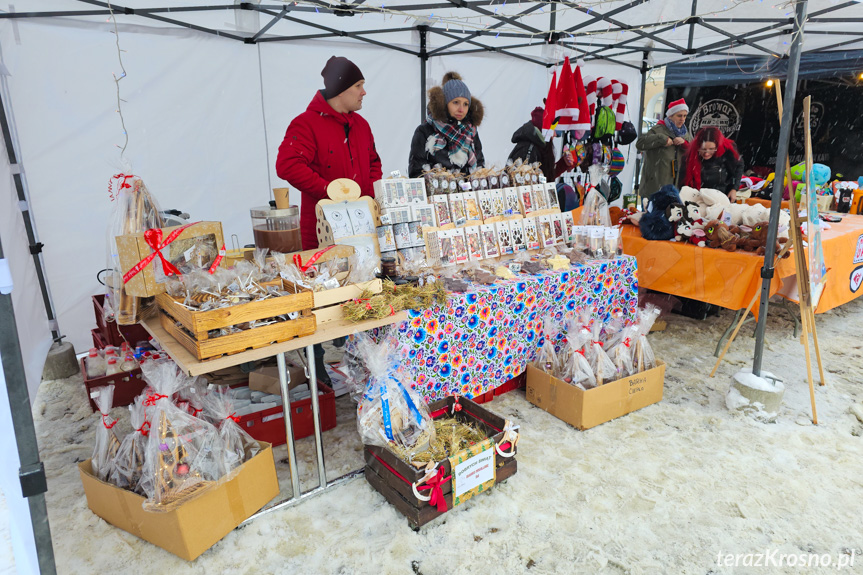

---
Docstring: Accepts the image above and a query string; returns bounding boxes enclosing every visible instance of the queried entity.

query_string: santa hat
[614,82,629,130]
[579,60,597,122]
[597,77,613,108]
[541,71,559,139]
[666,98,689,117]
[554,57,581,130]
[572,62,591,133]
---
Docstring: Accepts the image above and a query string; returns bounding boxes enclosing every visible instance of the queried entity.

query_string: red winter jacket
[275,91,382,249]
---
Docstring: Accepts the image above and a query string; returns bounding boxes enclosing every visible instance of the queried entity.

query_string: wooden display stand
[315,178,381,256]
[711,86,824,425]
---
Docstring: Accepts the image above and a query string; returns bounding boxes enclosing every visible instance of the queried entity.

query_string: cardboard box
[525,361,665,430]
[248,363,308,395]
[116,221,225,297]
[78,443,278,561]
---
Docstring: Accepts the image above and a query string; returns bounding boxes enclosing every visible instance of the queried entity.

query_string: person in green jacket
[636,98,693,201]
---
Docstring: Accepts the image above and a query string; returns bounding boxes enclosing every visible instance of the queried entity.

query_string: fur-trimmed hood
[427,72,484,127]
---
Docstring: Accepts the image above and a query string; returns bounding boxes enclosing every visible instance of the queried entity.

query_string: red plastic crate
[91,328,108,350]
[81,358,146,412]
[494,372,526,396]
[239,381,337,445]
[92,294,151,348]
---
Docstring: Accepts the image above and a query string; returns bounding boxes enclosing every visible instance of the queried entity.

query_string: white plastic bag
[91,385,121,481]
[108,394,149,493]
[202,387,261,476]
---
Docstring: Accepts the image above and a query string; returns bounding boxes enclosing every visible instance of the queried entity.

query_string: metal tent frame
[2,0,858,571]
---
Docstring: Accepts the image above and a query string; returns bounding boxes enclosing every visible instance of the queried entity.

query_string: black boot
[313,343,332,386]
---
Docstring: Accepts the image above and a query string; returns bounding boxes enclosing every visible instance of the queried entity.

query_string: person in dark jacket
[276,56,382,251]
[408,72,484,177]
[507,106,574,183]
[275,56,382,384]
[678,126,744,201]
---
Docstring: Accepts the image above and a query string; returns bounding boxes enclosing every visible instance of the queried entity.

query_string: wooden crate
[156,279,316,361]
[312,278,383,326]
[363,396,518,530]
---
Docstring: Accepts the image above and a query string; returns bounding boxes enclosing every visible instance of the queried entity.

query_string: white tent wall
[3,16,643,358]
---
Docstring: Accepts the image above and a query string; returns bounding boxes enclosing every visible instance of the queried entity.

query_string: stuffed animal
[666,202,685,226]
[676,220,706,247]
[683,201,705,228]
[748,221,790,258]
[680,185,791,240]
[639,185,682,241]
[703,220,742,251]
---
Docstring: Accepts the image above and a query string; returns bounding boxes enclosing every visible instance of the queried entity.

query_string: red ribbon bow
[592,341,604,348]
[144,393,169,406]
[209,244,226,274]
[101,415,118,429]
[417,467,452,513]
[108,173,135,201]
[293,245,336,273]
[137,421,151,436]
[121,222,199,285]
[622,337,632,348]
[225,413,240,424]
[191,407,203,417]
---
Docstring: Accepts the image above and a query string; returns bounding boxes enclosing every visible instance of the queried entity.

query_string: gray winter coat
[635,122,692,199]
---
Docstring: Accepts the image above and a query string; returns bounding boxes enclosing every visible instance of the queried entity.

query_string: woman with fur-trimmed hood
[408,71,485,177]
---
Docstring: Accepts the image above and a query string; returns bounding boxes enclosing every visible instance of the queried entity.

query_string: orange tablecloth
[621,214,863,315]
[744,197,790,210]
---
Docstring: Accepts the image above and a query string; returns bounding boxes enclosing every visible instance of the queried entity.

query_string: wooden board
[312,278,384,326]
[141,311,408,377]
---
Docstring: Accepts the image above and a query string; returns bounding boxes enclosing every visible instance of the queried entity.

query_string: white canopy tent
[1,1,861,573]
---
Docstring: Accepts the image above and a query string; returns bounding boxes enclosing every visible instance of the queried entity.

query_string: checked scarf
[426,111,478,171]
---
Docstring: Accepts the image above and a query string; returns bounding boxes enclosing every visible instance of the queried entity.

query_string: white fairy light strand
[107,0,129,157]
[279,0,805,45]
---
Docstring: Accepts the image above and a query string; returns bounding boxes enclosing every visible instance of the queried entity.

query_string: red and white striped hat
[666,98,689,117]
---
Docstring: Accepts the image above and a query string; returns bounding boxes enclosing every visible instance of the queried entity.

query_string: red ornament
[175,463,189,476]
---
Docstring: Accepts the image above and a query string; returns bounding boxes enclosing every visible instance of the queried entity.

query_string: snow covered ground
[7,296,863,574]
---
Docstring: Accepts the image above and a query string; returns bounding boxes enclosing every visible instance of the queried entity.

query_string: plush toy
[703,220,742,251]
[676,219,706,247]
[683,201,704,228]
[748,221,790,258]
[789,162,831,187]
[666,202,685,226]
[639,185,682,241]
[680,185,791,240]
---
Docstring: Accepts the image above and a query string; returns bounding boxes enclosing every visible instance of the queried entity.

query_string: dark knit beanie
[530,106,544,129]
[321,56,364,99]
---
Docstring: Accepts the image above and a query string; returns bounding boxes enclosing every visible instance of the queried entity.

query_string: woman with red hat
[678,126,744,202]
[635,98,692,200]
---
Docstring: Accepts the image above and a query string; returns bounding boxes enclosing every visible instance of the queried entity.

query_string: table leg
[276,352,301,498]
[714,309,743,357]
[781,298,801,338]
[306,344,327,489]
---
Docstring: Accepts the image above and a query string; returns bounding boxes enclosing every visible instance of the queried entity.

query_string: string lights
[106,1,129,158]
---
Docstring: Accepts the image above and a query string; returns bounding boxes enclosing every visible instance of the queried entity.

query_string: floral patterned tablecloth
[392,256,638,402]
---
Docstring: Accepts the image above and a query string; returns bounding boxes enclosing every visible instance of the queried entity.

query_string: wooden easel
[710,85,824,425]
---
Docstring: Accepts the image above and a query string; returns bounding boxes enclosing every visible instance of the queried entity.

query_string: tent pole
[419,25,428,125]
[0,91,61,342]
[0,236,57,575]
[752,0,808,377]
[634,50,649,192]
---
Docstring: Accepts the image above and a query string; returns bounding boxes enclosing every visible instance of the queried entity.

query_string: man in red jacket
[275,56,382,384]
[276,56,382,250]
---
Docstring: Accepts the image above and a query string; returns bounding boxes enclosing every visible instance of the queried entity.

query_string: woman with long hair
[679,126,744,201]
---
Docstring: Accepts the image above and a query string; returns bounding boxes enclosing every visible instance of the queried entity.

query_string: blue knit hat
[442,72,471,105]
